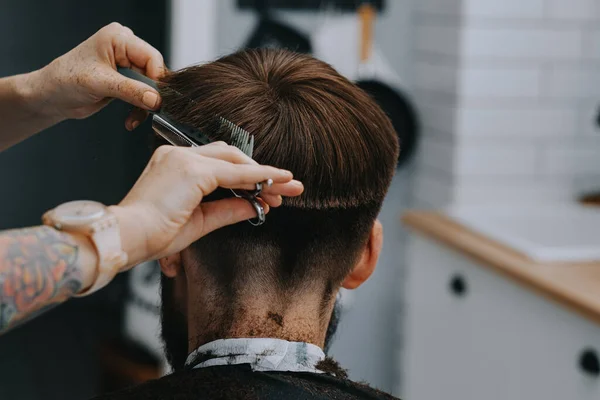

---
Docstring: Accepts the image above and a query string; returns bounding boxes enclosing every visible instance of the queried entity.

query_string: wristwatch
[42,200,128,297]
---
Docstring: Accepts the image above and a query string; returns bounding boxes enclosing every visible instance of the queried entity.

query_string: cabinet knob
[579,348,600,377]
[449,273,467,297]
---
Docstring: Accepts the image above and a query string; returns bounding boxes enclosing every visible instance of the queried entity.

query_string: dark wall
[0,0,168,229]
[0,1,167,399]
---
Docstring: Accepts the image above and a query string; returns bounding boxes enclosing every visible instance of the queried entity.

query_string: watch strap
[73,212,128,297]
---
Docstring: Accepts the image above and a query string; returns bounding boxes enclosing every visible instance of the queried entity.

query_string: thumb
[100,69,161,111]
[199,198,270,236]
[184,198,269,243]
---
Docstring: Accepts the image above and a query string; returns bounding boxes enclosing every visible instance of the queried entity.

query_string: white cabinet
[400,235,600,400]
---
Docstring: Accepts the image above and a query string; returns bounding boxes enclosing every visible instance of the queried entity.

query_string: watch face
[53,200,106,226]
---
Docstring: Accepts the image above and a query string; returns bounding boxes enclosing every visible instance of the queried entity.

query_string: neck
[187,285,335,353]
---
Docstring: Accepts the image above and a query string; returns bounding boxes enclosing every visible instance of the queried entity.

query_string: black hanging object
[244,0,312,53]
[449,273,468,297]
[579,348,600,377]
[355,1,419,168]
[356,80,419,168]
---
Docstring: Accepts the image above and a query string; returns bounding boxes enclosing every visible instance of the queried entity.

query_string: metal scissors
[152,114,267,226]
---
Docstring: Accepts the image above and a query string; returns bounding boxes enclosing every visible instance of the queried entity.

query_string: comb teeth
[218,116,254,158]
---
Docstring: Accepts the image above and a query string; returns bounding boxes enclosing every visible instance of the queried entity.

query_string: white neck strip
[185,338,326,374]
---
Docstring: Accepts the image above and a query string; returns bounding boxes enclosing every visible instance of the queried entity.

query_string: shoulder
[266,370,402,400]
[89,366,402,400]
[89,366,261,400]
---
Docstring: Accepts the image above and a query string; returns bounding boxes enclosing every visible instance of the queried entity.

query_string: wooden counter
[403,210,600,326]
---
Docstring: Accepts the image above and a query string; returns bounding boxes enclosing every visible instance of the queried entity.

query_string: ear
[158,253,183,278]
[341,219,383,290]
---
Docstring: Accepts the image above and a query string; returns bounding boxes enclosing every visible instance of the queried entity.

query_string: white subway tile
[410,198,437,210]
[573,175,600,197]
[414,62,458,93]
[410,2,600,208]
[454,143,538,175]
[541,66,600,98]
[453,178,573,204]
[414,26,461,56]
[413,170,454,208]
[545,0,599,21]
[460,67,540,98]
[414,103,458,134]
[416,136,455,172]
[457,107,579,137]
[463,27,583,59]
[584,29,600,60]
[415,0,462,15]
[538,140,600,175]
[416,0,545,18]
[463,0,545,19]
[580,101,600,136]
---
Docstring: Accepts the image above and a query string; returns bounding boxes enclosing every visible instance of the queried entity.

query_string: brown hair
[158,49,398,299]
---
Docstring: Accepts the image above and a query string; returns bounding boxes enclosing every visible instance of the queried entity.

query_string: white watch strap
[73,213,128,297]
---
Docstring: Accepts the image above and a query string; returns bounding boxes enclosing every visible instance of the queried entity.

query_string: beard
[160,274,189,372]
[324,296,342,354]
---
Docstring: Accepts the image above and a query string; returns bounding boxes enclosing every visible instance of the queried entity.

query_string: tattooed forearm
[0,226,83,334]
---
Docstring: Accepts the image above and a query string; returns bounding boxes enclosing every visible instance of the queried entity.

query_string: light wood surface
[402,211,600,325]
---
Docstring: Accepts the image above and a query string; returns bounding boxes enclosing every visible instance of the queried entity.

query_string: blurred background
[1,0,600,399]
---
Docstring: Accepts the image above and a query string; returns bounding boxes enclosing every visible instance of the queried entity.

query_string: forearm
[0,71,61,152]
[0,225,98,334]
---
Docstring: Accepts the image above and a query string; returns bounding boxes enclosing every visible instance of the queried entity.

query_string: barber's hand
[109,143,304,270]
[31,22,164,130]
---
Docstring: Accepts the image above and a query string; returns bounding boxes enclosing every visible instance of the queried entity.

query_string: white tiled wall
[586,29,600,61]
[545,0,599,21]
[463,28,584,59]
[411,0,600,207]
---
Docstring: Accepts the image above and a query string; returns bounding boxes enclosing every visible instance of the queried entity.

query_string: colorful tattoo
[0,226,82,333]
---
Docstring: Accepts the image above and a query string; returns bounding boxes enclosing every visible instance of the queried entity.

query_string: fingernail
[280,169,293,177]
[131,120,140,130]
[142,91,159,109]
[291,180,303,187]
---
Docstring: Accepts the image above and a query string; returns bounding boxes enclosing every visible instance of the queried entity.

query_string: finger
[226,181,303,195]
[261,181,304,197]
[176,147,302,194]
[259,194,283,207]
[125,107,149,131]
[210,163,293,190]
[120,25,134,36]
[191,144,258,165]
[190,197,270,239]
[129,64,147,76]
[113,31,165,80]
[98,68,161,111]
[187,146,303,196]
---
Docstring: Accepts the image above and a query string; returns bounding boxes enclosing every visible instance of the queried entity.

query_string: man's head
[156,49,399,371]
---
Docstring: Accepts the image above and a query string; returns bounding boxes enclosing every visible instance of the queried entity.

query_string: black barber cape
[91,364,401,400]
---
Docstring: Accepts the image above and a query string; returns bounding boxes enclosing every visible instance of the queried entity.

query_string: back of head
[158,49,398,308]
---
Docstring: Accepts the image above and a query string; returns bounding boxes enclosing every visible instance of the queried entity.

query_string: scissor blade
[151,114,198,147]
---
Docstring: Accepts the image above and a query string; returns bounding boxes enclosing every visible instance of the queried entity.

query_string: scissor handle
[247,198,266,226]
[230,181,268,226]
